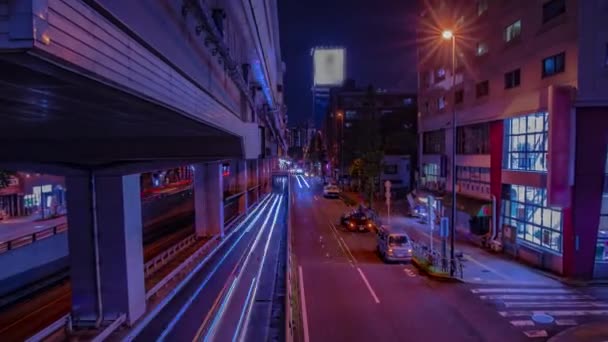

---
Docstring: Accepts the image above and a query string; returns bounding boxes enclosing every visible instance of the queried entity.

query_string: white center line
[298,266,311,342]
[357,267,380,304]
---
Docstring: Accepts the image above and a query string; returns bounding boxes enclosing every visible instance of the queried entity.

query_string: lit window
[504,20,522,42]
[436,68,446,82]
[477,0,488,16]
[438,96,446,110]
[502,184,562,252]
[543,0,566,24]
[542,52,565,78]
[476,42,489,56]
[504,69,521,89]
[503,112,548,172]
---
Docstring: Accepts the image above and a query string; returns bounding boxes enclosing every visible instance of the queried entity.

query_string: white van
[376,225,413,262]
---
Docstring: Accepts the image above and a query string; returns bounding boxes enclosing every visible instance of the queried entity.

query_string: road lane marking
[480,294,594,301]
[329,223,357,263]
[472,288,572,294]
[357,267,380,304]
[158,195,279,341]
[404,268,417,277]
[296,175,302,188]
[298,266,311,342]
[238,195,284,341]
[504,301,608,308]
[326,223,355,266]
[499,310,608,317]
[123,194,275,341]
[299,175,310,188]
[510,320,535,327]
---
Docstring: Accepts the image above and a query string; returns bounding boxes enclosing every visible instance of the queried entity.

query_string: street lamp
[442,29,457,277]
[336,111,344,185]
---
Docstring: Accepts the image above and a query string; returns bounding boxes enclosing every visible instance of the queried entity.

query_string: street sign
[440,217,450,238]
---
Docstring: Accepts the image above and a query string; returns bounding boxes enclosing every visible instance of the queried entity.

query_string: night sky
[278,0,419,126]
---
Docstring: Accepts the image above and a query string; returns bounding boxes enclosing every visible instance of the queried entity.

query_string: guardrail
[411,242,464,279]
[25,313,70,342]
[0,222,68,255]
[285,175,301,342]
[143,233,198,278]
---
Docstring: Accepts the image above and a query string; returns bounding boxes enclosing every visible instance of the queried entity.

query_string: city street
[292,176,608,341]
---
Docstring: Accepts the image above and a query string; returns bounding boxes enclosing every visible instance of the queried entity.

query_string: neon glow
[203,195,283,341]
[155,194,277,341]
[295,174,303,188]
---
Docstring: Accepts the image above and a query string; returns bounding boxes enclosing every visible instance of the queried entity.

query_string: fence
[411,242,464,279]
[0,222,67,254]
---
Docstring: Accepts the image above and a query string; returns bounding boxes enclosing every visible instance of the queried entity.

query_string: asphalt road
[129,180,288,342]
[292,176,529,342]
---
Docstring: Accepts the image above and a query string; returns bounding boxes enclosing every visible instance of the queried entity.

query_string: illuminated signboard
[313,47,346,87]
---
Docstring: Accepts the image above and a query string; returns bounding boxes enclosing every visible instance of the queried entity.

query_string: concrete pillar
[237,160,248,213]
[194,162,225,238]
[66,174,145,326]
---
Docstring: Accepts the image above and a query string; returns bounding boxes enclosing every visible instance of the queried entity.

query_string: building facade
[323,82,418,193]
[417,0,608,279]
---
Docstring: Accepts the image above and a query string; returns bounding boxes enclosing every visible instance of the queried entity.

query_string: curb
[411,257,464,283]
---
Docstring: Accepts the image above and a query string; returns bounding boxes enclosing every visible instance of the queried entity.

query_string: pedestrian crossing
[470,284,608,339]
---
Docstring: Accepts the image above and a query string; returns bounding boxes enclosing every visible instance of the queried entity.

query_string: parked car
[376,225,413,262]
[340,210,375,232]
[323,184,340,198]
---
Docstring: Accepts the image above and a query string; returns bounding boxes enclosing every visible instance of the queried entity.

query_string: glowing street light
[442,30,454,40]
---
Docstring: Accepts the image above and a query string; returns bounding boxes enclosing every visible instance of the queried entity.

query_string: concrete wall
[0,233,68,296]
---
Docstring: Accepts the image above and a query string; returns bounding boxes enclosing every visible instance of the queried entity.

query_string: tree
[346,85,384,209]
[0,170,15,188]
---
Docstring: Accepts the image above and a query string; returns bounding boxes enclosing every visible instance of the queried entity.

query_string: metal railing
[412,242,464,279]
[143,233,198,278]
[0,222,68,254]
[24,313,70,342]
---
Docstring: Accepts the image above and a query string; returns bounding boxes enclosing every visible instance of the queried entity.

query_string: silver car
[376,226,413,262]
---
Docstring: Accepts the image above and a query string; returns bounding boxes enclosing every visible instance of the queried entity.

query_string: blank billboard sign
[313,48,345,87]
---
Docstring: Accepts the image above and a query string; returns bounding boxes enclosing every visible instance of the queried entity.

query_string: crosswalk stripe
[499,310,608,317]
[472,288,572,294]
[555,319,578,326]
[510,320,535,327]
[504,301,608,308]
[480,294,593,301]
[523,330,548,338]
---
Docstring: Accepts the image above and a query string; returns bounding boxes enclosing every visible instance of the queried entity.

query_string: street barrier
[411,242,464,280]
[0,222,68,254]
[143,233,198,278]
[24,313,69,342]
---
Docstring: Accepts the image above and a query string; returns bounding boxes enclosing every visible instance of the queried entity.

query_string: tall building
[417,0,608,279]
[324,82,418,193]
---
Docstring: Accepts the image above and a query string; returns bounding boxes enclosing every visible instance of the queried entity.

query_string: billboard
[313,48,345,87]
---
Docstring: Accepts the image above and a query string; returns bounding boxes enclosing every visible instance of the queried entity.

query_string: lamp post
[442,29,457,277]
[337,111,344,186]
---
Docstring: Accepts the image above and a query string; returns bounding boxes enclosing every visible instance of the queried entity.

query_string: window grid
[423,163,440,185]
[423,130,445,154]
[457,123,490,154]
[504,112,549,172]
[543,0,566,24]
[476,80,489,98]
[502,184,562,253]
[457,166,490,195]
[505,69,521,89]
[504,20,522,42]
[542,52,566,78]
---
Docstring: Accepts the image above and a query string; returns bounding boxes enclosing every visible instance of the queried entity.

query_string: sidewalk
[345,192,561,285]
[0,215,67,242]
[548,321,608,342]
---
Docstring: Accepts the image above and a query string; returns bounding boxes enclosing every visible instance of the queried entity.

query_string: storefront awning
[440,194,492,217]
